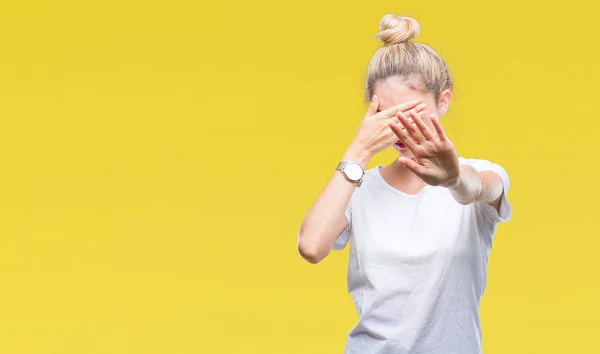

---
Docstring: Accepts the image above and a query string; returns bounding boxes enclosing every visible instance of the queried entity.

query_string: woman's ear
[438,89,452,117]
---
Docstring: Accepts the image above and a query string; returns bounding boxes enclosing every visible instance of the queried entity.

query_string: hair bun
[375,14,420,46]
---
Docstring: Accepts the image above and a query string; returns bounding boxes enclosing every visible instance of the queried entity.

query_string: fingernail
[416,103,427,110]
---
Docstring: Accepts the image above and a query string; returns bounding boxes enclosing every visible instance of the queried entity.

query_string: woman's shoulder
[362,165,386,184]
[365,165,384,175]
[458,156,508,173]
[458,156,511,194]
[349,165,384,193]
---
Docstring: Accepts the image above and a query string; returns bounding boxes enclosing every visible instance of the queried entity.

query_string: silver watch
[337,161,365,187]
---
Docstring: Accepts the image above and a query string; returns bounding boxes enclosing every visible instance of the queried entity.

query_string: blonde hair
[365,14,453,104]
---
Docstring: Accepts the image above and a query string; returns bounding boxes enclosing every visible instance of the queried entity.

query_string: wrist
[342,142,372,168]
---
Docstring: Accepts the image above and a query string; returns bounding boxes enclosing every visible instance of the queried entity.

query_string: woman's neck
[380,158,428,195]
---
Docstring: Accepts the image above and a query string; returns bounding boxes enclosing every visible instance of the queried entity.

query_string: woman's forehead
[374,79,433,108]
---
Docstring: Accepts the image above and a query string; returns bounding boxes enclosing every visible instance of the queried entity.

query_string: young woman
[297,14,512,354]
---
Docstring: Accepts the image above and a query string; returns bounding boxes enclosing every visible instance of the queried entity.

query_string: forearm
[298,144,371,263]
[448,165,503,205]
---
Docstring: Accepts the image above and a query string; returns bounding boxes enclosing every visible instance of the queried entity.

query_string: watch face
[344,163,363,181]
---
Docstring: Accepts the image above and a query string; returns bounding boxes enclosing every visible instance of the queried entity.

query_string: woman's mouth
[395,141,407,149]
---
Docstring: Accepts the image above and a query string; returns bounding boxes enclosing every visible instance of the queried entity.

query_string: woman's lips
[395,141,407,149]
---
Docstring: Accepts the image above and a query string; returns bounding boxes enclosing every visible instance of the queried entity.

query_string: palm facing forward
[390,110,460,187]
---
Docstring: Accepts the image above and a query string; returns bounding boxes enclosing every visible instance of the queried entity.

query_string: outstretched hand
[390,110,460,187]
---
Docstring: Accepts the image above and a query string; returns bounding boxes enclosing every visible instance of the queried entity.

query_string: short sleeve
[460,157,512,224]
[296,199,353,253]
[331,202,352,250]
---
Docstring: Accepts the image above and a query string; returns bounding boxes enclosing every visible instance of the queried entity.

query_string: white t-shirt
[334,157,512,354]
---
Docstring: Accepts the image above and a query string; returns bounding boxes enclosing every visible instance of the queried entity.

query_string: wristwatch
[337,161,365,187]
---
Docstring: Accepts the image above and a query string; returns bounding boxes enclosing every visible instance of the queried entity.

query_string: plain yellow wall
[0,0,598,353]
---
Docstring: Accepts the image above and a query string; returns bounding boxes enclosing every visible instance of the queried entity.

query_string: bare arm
[297,145,370,263]
[297,97,426,264]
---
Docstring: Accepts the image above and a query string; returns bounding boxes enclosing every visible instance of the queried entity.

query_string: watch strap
[336,161,348,171]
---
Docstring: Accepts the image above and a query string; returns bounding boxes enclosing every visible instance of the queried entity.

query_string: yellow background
[0,0,598,353]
